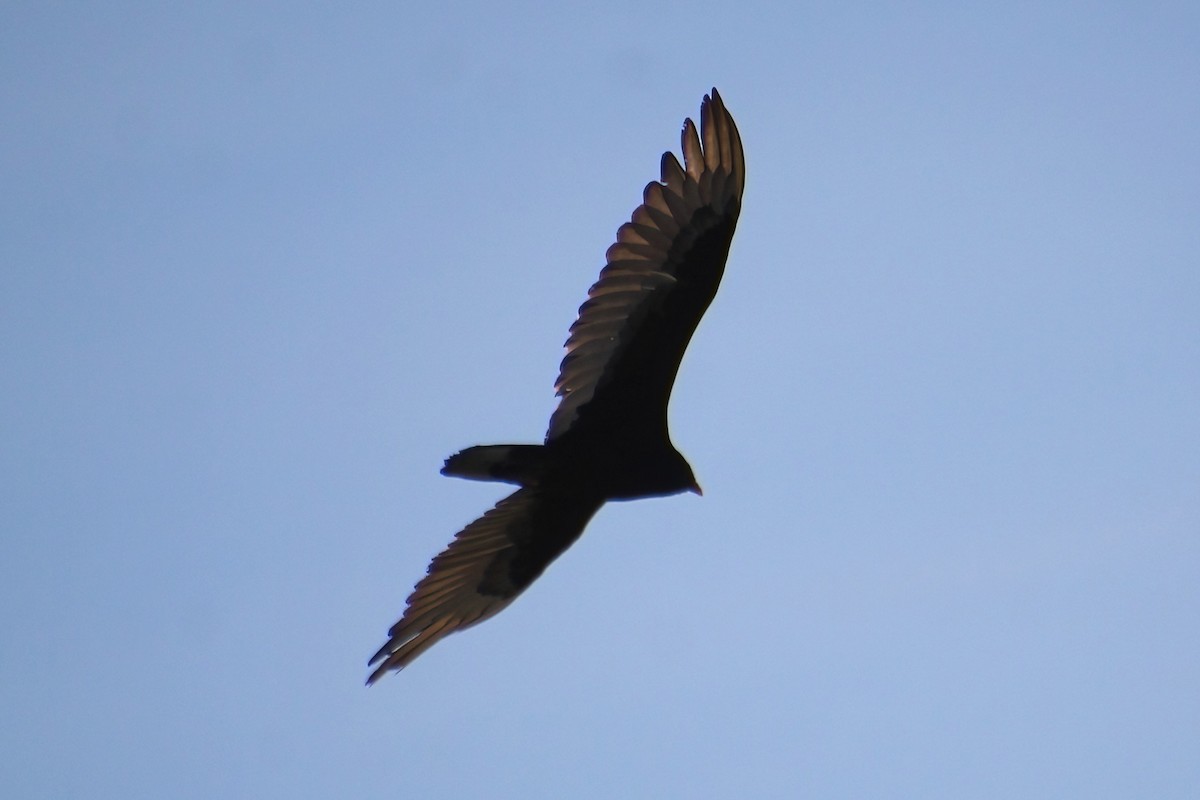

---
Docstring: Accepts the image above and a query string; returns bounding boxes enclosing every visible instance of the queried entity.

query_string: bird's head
[668,449,702,497]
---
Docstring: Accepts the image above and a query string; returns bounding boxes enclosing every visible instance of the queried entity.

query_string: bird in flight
[368,89,744,684]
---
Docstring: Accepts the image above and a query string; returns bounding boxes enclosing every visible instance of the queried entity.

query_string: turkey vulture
[368,89,744,684]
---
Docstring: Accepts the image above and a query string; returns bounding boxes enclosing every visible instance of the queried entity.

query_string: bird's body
[368,90,744,683]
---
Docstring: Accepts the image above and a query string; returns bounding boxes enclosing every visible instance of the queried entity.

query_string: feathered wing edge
[367,486,603,683]
[367,490,532,683]
[546,89,745,440]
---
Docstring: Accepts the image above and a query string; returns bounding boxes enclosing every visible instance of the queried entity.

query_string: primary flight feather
[368,89,744,684]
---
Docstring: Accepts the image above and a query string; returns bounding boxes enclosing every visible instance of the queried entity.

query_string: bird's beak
[690,481,703,497]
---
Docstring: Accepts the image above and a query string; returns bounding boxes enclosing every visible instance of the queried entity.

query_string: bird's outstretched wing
[546,89,745,442]
[367,486,604,683]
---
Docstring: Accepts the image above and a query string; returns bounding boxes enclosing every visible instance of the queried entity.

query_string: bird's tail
[441,444,546,485]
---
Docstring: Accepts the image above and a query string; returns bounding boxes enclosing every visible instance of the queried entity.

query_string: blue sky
[2,2,1198,798]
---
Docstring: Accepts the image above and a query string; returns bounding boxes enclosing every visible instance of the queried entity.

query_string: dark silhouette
[368,90,744,683]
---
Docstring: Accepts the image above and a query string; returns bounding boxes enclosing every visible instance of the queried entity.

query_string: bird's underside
[368,89,744,684]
